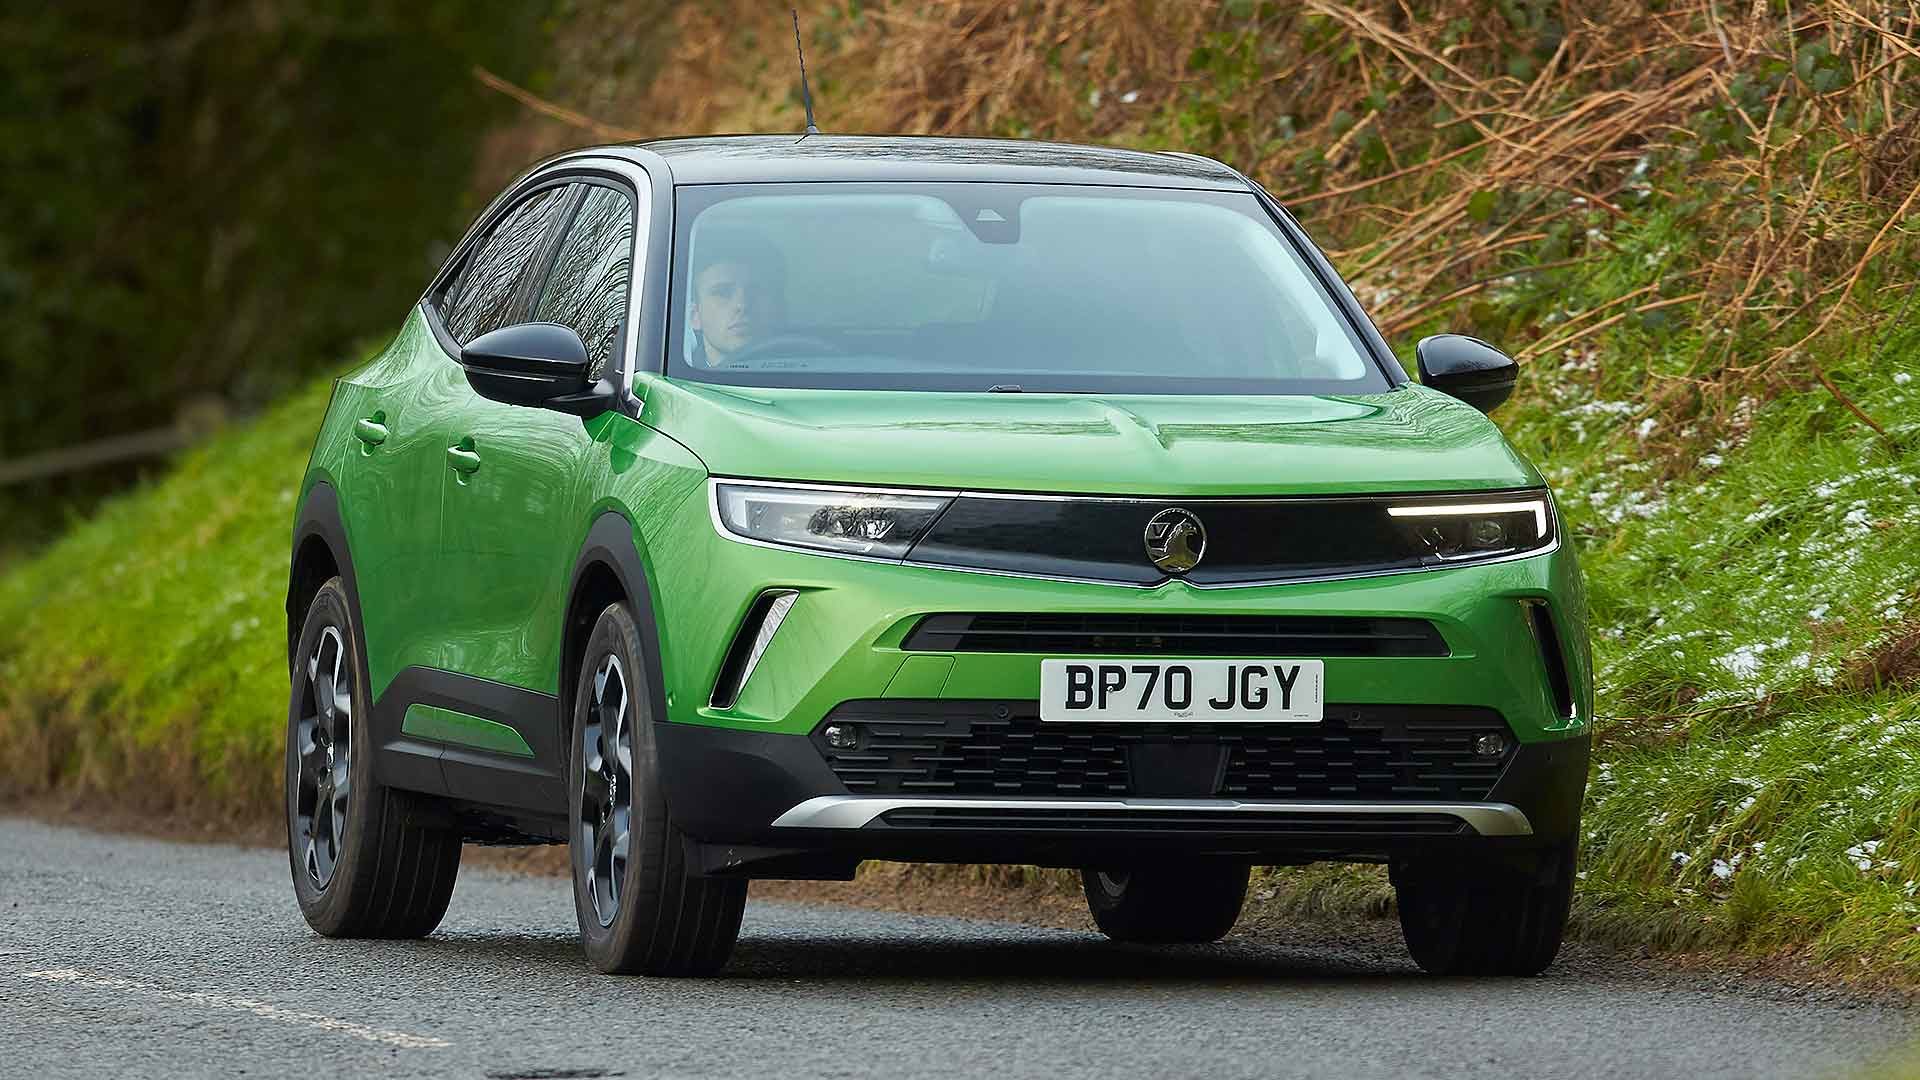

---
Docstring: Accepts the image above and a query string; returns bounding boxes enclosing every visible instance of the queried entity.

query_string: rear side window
[442,185,575,344]
[533,185,634,378]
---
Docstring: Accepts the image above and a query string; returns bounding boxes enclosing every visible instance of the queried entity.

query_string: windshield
[666,182,1389,395]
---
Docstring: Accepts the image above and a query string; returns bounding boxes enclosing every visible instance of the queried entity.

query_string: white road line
[17,968,451,1049]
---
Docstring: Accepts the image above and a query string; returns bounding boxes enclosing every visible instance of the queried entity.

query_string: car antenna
[791,8,820,135]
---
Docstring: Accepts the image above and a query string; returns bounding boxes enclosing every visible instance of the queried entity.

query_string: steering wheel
[727,333,840,364]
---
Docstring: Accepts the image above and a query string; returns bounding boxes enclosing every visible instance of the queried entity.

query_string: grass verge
[0,380,335,824]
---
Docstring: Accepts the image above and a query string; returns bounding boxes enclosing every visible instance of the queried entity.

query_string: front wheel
[1392,838,1577,976]
[1080,863,1250,944]
[568,602,746,975]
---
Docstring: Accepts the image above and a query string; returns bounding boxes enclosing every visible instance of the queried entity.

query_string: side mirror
[1416,334,1518,413]
[461,322,612,416]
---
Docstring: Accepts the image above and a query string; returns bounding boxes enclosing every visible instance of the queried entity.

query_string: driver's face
[690,261,772,362]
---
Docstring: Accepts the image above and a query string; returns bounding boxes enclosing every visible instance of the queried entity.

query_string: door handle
[446,442,482,475]
[353,416,388,446]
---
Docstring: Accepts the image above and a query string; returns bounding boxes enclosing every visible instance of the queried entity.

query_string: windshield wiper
[986,384,1023,393]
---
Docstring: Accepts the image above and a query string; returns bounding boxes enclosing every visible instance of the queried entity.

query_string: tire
[286,578,461,938]
[569,602,746,976]
[1392,838,1577,976]
[1081,863,1250,944]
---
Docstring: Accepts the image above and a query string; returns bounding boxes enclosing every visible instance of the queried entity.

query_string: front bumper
[640,495,1593,873]
[655,716,1590,874]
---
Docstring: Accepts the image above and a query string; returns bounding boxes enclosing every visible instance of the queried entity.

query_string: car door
[329,330,455,703]
[437,179,638,697]
[336,180,575,703]
[416,179,583,682]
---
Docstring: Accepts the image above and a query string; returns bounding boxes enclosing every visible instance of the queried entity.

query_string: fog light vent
[709,590,800,710]
[823,723,860,750]
[1521,599,1577,721]
[1474,732,1508,758]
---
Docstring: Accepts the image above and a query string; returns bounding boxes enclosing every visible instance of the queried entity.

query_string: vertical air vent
[709,590,799,710]
[1522,600,1576,721]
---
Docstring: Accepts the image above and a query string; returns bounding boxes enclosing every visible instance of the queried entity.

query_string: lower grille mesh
[813,700,1514,801]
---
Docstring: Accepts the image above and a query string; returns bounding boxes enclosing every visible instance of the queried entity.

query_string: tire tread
[571,603,746,976]
[1081,864,1249,944]
[287,578,461,940]
[1394,841,1575,977]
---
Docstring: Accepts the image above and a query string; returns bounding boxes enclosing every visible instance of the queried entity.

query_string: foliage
[0,1,552,549]
[1515,272,1920,977]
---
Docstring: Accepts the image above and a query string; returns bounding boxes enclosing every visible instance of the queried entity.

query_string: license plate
[1039,659,1325,723]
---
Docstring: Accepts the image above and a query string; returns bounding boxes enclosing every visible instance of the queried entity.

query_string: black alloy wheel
[579,653,635,928]
[568,602,746,975]
[292,625,353,890]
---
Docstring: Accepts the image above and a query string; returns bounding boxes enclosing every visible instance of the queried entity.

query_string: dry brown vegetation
[494,0,1918,447]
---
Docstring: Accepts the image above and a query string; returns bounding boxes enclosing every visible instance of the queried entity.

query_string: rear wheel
[1392,838,1577,976]
[1080,863,1250,944]
[569,602,746,975]
[286,578,461,938]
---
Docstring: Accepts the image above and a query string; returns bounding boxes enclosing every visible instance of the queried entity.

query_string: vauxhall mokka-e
[285,135,1592,976]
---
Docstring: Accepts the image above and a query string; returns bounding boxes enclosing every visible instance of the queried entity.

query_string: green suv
[285,135,1592,977]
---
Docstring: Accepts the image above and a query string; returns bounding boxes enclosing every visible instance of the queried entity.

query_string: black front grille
[878,807,1466,836]
[813,700,1512,800]
[903,613,1448,657]
[906,493,1434,586]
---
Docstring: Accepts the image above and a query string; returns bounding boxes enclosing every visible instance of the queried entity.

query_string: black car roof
[596,134,1248,190]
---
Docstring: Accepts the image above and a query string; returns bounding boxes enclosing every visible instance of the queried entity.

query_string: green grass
[1556,389,1920,975]
[0,379,337,818]
[1460,211,1920,976]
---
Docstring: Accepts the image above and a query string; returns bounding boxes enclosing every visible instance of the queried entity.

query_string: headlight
[713,481,953,558]
[1386,495,1554,563]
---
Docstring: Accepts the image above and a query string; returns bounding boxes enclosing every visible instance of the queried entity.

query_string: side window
[441,185,576,344]
[532,185,635,378]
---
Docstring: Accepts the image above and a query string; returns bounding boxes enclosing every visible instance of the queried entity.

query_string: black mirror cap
[461,322,610,415]
[1416,334,1519,413]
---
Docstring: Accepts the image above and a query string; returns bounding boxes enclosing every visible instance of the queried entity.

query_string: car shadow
[397,925,1426,989]
[722,932,1419,985]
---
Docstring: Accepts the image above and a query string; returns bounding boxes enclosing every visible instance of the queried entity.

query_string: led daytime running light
[1385,499,1548,536]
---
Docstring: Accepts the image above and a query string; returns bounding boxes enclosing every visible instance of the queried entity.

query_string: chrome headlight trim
[711,478,956,559]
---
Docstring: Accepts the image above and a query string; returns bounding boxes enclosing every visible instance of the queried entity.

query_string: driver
[688,232,786,368]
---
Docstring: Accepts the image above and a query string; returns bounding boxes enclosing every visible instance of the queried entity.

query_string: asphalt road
[1,817,1912,1080]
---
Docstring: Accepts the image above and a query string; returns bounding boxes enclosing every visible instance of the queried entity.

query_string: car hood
[641,379,1541,496]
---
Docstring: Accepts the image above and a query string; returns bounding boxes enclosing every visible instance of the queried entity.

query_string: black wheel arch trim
[564,509,722,827]
[288,482,370,685]
[563,510,672,735]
